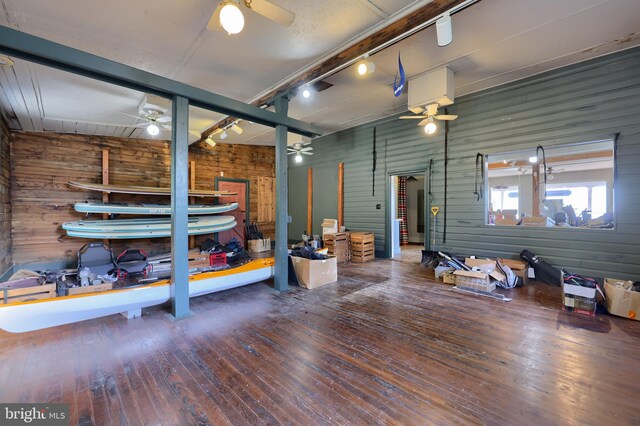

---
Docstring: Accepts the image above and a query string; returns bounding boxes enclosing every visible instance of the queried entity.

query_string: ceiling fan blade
[426,104,439,116]
[248,0,296,26]
[206,2,224,31]
[157,116,172,123]
[434,114,458,121]
[299,147,313,152]
[418,118,430,127]
[399,116,425,119]
[119,111,146,121]
[301,152,313,156]
[287,151,296,155]
[408,106,424,114]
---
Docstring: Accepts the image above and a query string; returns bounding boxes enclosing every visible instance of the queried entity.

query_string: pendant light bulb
[424,119,437,135]
[147,123,160,136]
[295,153,303,163]
[220,1,245,35]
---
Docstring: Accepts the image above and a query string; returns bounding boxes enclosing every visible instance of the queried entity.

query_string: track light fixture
[436,12,453,47]
[220,131,228,140]
[230,123,243,135]
[357,54,375,76]
[219,0,245,35]
[301,86,311,98]
[146,122,160,136]
[205,137,217,147]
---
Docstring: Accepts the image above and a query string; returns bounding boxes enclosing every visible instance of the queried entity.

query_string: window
[486,140,614,229]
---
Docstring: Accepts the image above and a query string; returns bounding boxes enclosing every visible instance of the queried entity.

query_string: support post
[338,162,344,229]
[170,95,191,319]
[532,162,541,217]
[307,168,313,235]
[274,96,289,292]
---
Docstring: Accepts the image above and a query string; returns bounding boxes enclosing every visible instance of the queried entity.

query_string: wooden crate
[1,284,56,304]
[67,282,114,296]
[188,249,211,269]
[350,238,375,263]
[351,252,375,263]
[325,233,350,262]
[350,232,374,243]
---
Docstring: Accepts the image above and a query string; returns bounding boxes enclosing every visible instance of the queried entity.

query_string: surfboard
[69,181,238,197]
[64,220,236,239]
[74,201,239,215]
[63,215,234,234]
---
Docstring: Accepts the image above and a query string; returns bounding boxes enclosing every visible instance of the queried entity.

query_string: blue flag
[393,53,405,97]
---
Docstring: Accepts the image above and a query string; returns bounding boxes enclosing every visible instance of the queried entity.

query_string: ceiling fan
[120,108,172,136]
[287,143,313,163]
[207,0,295,35]
[399,103,458,135]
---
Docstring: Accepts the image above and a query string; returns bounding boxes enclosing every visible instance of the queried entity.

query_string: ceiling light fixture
[295,153,303,163]
[436,12,453,46]
[146,123,160,136]
[230,123,243,134]
[220,131,228,140]
[357,54,375,76]
[219,0,245,35]
[424,117,437,135]
[205,137,217,147]
[301,87,311,98]
[0,55,14,67]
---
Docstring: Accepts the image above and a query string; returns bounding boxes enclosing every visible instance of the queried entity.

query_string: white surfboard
[63,215,235,233]
[65,220,236,239]
[74,201,239,215]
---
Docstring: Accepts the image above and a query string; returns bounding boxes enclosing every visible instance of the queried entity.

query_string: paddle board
[65,220,236,239]
[74,201,239,215]
[69,181,237,197]
[63,215,234,232]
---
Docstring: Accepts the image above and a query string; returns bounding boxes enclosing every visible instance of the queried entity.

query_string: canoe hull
[0,258,274,333]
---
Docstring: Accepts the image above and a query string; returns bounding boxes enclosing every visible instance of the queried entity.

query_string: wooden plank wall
[0,117,12,274]
[10,132,275,265]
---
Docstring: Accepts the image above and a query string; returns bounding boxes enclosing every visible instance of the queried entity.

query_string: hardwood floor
[1,259,639,425]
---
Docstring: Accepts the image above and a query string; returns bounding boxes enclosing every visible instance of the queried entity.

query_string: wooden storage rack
[350,232,375,263]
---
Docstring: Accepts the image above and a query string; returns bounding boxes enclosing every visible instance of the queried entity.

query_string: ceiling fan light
[220,1,244,35]
[146,123,160,136]
[294,153,303,163]
[424,121,437,135]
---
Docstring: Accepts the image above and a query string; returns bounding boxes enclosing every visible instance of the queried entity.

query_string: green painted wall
[288,47,640,280]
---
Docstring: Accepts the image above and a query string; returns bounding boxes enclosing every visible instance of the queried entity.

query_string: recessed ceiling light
[0,55,14,67]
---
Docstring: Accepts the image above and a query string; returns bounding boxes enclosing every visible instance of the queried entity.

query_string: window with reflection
[486,140,614,229]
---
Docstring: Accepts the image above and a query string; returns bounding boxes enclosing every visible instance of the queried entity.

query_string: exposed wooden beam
[198,0,473,143]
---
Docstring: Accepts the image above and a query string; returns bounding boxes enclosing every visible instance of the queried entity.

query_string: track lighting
[219,1,244,35]
[230,123,243,135]
[146,123,160,136]
[424,117,437,135]
[294,153,303,163]
[357,55,375,76]
[205,137,217,147]
[436,12,453,47]
[302,87,311,98]
[220,131,228,140]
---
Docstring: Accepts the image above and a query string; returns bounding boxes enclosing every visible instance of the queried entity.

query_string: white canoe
[0,258,274,333]
[74,201,239,215]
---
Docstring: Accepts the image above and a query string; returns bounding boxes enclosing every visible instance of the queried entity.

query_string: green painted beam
[0,25,323,138]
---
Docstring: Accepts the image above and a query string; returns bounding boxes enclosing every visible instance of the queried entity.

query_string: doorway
[388,171,428,262]
[215,177,249,245]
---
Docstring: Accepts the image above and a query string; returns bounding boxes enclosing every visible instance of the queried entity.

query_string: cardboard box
[604,278,640,321]
[562,282,597,316]
[453,270,496,292]
[514,269,530,285]
[248,238,271,253]
[290,256,338,289]
[442,271,456,285]
[497,258,528,271]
